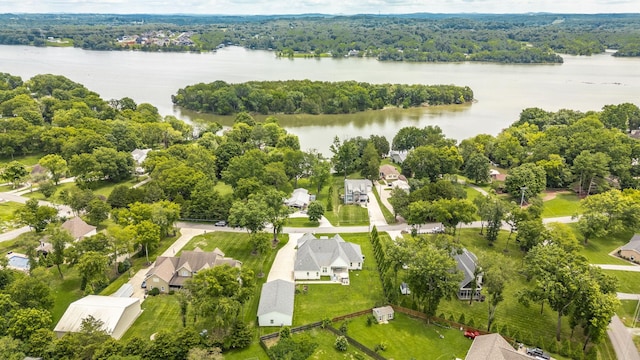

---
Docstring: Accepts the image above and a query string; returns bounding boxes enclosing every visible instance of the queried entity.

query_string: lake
[1,45,639,154]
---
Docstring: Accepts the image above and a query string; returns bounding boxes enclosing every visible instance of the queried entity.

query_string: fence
[325,325,386,360]
[391,304,491,336]
[332,308,373,322]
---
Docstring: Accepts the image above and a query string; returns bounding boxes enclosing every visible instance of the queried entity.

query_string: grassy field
[576,227,632,265]
[346,312,471,359]
[122,294,183,341]
[602,270,640,294]
[294,233,385,325]
[0,153,43,167]
[617,300,640,327]
[286,217,320,227]
[24,176,147,202]
[541,192,581,218]
[48,265,85,323]
[0,201,24,232]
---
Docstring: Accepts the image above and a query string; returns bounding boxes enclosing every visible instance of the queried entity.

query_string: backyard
[0,201,24,232]
[293,233,385,325]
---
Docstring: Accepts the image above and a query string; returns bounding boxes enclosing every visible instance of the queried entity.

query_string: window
[350,262,353,267]
[270,319,274,324]
[306,272,309,276]
[153,277,159,283]
[161,286,165,292]
[322,267,327,273]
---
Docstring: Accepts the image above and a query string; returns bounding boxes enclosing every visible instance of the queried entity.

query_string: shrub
[366,315,376,327]
[168,290,175,295]
[354,354,365,360]
[149,288,160,296]
[458,314,466,325]
[279,326,291,339]
[467,318,475,328]
[335,336,348,352]
[321,318,332,329]
[339,321,348,335]
[374,342,387,352]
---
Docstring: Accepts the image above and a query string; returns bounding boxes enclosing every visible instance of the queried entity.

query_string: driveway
[608,315,640,360]
[367,191,388,227]
[267,233,301,282]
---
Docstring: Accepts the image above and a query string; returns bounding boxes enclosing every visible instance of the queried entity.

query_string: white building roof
[54,295,140,339]
[286,188,311,208]
[257,279,295,318]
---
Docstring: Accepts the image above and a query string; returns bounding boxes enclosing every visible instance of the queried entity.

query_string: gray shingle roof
[294,234,363,272]
[621,234,640,253]
[454,248,479,288]
[257,279,295,317]
[61,217,96,239]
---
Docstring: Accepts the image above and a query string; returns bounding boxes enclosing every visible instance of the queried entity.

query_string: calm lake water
[2,45,640,154]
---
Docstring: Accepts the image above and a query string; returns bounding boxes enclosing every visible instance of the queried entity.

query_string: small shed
[372,306,395,323]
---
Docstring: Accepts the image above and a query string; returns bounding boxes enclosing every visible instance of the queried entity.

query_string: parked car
[214,220,227,227]
[526,348,550,360]
[464,329,480,339]
[141,280,146,289]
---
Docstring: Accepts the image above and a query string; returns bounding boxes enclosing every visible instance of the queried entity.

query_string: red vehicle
[464,329,480,339]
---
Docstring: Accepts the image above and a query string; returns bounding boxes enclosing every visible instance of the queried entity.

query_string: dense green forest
[2,13,640,62]
[172,80,473,115]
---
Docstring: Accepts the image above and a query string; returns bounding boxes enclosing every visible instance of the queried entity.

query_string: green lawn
[122,295,183,341]
[602,270,640,294]
[294,233,385,325]
[0,201,24,232]
[541,192,581,218]
[23,182,76,202]
[92,176,147,198]
[286,217,320,227]
[0,153,43,167]
[48,265,85,323]
[576,226,632,265]
[322,175,370,227]
[617,300,640,328]
[464,186,485,203]
[347,312,471,359]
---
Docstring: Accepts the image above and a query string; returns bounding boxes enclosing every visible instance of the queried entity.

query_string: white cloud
[1,0,638,14]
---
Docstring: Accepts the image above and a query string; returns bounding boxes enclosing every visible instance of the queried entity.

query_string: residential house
[61,217,97,241]
[257,279,295,326]
[54,295,141,340]
[294,234,364,285]
[145,247,242,293]
[131,148,151,174]
[379,164,400,181]
[372,306,394,323]
[392,179,411,193]
[490,169,507,182]
[454,248,483,301]
[465,333,535,360]
[344,179,372,204]
[286,188,312,209]
[619,234,640,263]
[389,150,408,164]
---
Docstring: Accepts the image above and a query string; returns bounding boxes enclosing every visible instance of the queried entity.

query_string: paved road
[608,315,640,360]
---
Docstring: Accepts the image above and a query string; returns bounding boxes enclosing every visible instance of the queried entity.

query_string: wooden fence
[326,325,386,360]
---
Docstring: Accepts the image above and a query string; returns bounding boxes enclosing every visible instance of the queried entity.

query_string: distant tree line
[172,80,473,115]
[2,14,640,62]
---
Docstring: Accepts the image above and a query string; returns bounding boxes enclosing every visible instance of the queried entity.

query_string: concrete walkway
[266,233,301,282]
[618,293,640,300]
[595,264,640,272]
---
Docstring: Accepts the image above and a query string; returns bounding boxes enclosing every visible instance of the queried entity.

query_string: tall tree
[572,150,610,196]
[464,152,491,184]
[38,154,68,185]
[48,227,73,279]
[330,136,360,179]
[133,220,161,264]
[504,163,547,202]
[2,161,28,189]
[360,142,381,181]
[404,240,462,318]
[77,251,109,293]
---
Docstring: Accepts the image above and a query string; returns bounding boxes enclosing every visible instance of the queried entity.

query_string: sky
[2,0,639,15]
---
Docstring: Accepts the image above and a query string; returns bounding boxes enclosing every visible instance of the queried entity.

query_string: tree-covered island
[172,80,473,115]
